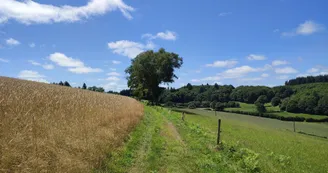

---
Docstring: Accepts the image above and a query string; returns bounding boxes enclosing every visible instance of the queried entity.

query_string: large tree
[125,48,183,104]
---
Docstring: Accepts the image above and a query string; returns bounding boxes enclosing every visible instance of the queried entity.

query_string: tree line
[158,81,328,116]
[285,75,328,85]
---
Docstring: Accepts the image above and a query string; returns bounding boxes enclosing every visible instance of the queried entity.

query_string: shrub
[201,101,210,108]
[255,101,266,113]
[271,97,281,107]
[164,101,175,107]
[210,101,217,110]
[188,102,197,109]
[256,95,268,104]
[215,102,225,111]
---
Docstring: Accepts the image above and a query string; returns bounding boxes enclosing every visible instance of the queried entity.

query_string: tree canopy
[125,48,183,104]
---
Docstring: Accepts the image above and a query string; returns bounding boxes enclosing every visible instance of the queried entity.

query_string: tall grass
[0,77,144,172]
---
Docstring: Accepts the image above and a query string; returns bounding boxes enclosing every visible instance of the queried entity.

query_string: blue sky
[0,0,327,91]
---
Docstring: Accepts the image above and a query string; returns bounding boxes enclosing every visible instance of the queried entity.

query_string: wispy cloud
[0,0,134,25]
[18,70,48,83]
[142,30,177,41]
[0,58,9,63]
[6,38,20,46]
[218,12,232,17]
[247,54,267,61]
[112,60,121,64]
[108,40,155,59]
[49,52,102,74]
[206,60,238,68]
[28,60,54,70]
[282,20,324,36]
[274,67,298,74]
[272,60,289,66]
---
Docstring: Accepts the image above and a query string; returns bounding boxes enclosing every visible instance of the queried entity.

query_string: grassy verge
[175,108,328,173]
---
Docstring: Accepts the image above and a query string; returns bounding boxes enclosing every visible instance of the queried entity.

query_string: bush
[201,101,210,108]
[164,101,175,107]
[227,101,240,108]
[271,97,281,107]
[210,101,217,110]
[287,99,298,113]
[188,102,197,109]
[215,102,226,111]
[280,98,289,111]
[176,103,185,108]
[255,101,266,113]
[256,95,268,104]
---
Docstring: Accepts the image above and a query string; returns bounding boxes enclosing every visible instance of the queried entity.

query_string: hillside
[0,77,144,172]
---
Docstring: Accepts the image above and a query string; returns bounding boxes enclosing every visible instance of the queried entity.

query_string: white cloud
[261,73,269,78]
[221,65,261,78]
[276,75,289,80]
[202,64,271,81]
[108,40,154,58]
[107,72,120,76]
[206,60,238,68]
[247,54,266,61]
[106,76,120,81]
[218,12,232,17]
[272,60,289,66]
[101,82,126,91]
[191,79,201,82]
[142,30,177,41]
[202,76,222,81]
[112,60,121,64]
[282,20,324,36]
[29,43,35,48]
[49,52,102,74]
[0,58,9,63]
[28,60,54,70]
[6,38,20,45]
[0,0,134,25]
[68,66,102,74]
[18,70,48,83]
[307,68,319,73]
[110,68,116,71]
[43,64,54,70]
[275,67,298,74]
[49,53,84,67]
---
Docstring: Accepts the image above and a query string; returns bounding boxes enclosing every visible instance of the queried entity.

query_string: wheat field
[0,77,144,172]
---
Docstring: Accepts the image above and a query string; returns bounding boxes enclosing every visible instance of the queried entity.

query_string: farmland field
[225,102,328,120]
[0,77,144,172]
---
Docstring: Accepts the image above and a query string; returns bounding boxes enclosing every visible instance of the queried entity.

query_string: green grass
[225,102,328,120]
[97,106,328,173]
[175,108,328,173]
[96,106,265,172]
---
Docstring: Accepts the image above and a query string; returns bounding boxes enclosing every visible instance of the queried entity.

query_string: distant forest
[52,75,328,116]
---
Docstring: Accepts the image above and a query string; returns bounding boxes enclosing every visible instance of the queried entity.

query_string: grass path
[96,106,265,173]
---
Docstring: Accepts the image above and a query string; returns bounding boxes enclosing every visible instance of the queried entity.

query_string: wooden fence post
[215,110,217,116]
[293,121,296,132]
[217,119,221,145]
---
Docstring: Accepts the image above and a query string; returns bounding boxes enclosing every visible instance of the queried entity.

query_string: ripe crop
[0,77,144,172]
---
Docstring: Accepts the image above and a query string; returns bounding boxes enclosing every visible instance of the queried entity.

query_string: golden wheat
[0,76,144,173]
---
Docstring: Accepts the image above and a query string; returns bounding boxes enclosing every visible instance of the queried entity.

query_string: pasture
[225,102,328,120]
[173,108,328,172]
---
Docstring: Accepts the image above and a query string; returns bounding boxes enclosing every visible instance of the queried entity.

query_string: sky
[0,0,327,91]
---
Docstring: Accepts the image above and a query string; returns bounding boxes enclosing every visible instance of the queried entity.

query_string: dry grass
[0,77,144,173]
